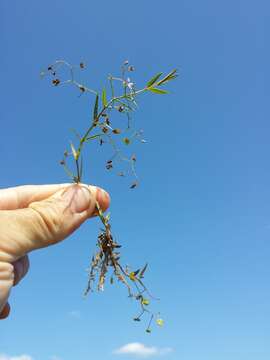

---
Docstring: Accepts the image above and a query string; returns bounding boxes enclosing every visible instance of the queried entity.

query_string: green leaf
[102,88,107,107]
[93,94,99,121]
[146,72,163,87]
[148,87,169,95]
[156,69,178,86]
[86,134,102,141]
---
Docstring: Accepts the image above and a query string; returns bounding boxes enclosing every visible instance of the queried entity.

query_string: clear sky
[0,0,269,359]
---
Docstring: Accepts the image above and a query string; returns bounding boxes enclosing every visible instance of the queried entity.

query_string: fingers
[0,255,29,320]
[13,255,30,286]
[0,184,71,210]
[0,184,110,263]
[0,302,10,319]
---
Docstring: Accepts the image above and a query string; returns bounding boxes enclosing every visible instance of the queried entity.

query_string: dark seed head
[130,182,138,189]
[112,128,121,134]
[52,79,60,86]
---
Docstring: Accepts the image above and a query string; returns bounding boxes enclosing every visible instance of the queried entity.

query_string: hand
[0,183,110,319]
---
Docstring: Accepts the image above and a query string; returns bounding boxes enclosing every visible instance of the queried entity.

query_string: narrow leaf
[93,94,99,121]
[146,72,163,87]
[102,88,107,107]
[148,87,169,95]
[156,69,178,86]
[86,134,102,141]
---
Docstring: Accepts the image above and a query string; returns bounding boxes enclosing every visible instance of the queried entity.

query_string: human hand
[0,183,110,319]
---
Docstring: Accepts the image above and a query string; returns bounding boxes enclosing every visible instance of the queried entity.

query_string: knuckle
[28,199,64,244]
[0,261,14,283]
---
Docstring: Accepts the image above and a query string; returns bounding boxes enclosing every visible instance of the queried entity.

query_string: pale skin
[0,183,110,319]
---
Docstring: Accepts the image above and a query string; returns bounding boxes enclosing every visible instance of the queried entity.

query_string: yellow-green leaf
[156,69,178,86]
[102,88,107,107]
[148,87,169,95]
[93,94,99,121]
[146,72,163,87]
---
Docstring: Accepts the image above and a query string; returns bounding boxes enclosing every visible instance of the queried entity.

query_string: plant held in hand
[41,60,177,332]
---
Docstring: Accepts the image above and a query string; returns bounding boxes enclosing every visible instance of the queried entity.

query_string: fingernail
[62,185,92,213]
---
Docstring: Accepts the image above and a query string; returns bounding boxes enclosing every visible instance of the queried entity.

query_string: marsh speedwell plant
[41,60,177,332]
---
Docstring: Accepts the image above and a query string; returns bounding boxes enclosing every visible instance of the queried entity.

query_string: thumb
[0,184,110,263]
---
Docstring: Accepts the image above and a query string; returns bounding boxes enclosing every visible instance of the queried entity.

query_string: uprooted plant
[41,60,177,332]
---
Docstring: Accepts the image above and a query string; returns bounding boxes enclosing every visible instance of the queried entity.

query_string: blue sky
[0,0,269,359]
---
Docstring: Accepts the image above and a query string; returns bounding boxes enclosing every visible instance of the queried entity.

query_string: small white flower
[126,77,134,90]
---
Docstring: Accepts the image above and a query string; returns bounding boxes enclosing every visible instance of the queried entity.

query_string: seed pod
[102,127,108,133]
[130,182,138,189]
[112,128,121,134]
[123,137,130,145]
[52,79,60,86]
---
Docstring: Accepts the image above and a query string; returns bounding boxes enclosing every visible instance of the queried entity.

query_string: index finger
[0,184,72,210]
